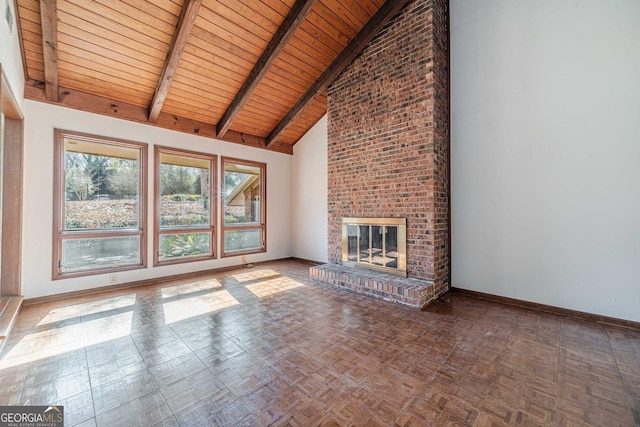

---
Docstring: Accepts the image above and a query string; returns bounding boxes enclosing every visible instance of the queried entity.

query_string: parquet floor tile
[0,260,638,426]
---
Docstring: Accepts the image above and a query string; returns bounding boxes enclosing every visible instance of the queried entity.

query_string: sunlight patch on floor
[162,289,238,324]
[246,277,305,298]
[161,279,222,299]
[0,311,133,370]
[37,294,137,326]
[232,269,279,283]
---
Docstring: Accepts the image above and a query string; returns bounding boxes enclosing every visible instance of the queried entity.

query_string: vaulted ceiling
[15,0,410,154]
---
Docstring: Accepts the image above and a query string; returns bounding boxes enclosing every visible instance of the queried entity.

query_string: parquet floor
[0,260,638,426]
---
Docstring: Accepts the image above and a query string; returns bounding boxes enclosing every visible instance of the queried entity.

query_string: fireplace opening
[342,218,407,277]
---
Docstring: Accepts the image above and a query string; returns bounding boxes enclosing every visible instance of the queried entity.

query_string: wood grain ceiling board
[145,0,183,16]
[57,5,169,62]
[277,92,327,144]
[219,0,285,34]
[23,47,44,77]
[51,0,179,108]
[15,0,399,153]
[21,41,44,81]
[16,0,43,81]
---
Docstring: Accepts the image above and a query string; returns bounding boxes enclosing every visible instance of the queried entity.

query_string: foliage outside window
[222,157,266,256]
[53,130,147,279]
[154,147,216,265]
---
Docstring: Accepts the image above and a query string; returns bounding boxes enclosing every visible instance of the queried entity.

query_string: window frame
[221,157,267,257]
[154,146,217,266]
[52,129,148,280]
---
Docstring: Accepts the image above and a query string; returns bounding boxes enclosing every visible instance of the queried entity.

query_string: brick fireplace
[310,0,450,309]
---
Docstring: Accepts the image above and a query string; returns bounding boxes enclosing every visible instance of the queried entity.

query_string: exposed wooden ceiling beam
[266,0,411,147]
[216,0,317,138]
[24,81,293,155]
[39,0,58,102]
[148,0,202,123]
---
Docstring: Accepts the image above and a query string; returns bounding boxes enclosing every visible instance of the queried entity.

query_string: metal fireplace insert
[341,217,407,277]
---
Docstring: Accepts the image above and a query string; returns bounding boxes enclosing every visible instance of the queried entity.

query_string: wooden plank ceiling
[16,0,410,154]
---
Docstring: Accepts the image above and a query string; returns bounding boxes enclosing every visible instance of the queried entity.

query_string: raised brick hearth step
[309,264,439,310]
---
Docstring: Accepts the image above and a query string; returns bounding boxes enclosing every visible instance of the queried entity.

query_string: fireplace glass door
[343,218,406,276]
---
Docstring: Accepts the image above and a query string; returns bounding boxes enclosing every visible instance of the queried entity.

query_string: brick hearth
[310,264,439,310]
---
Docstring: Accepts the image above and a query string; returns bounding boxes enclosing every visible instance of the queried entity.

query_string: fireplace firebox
[341,218,407,277]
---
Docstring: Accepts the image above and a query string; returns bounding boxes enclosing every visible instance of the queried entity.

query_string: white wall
[451,0,640,322]
[22,101,292,299]
[0,0,24,105]
[292,115,328,263]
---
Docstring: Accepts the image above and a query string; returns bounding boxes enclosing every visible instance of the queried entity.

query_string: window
[222,157,266,256]
[154,147,216,265]
[53,130,147,279]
